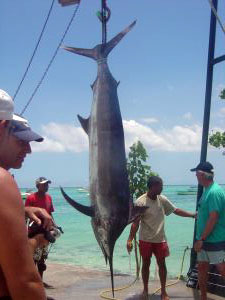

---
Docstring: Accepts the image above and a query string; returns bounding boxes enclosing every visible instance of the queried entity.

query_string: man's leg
[216,262,225,278]
[156,257,169,300]
[142,257,151,296]
[154,242,170,300]
[37,256,46,279]
[198,262,209,300]
[139,240,152,297]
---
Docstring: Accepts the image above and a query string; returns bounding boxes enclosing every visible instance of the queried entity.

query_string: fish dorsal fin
[60,187,94,217]
[77,114,89,135]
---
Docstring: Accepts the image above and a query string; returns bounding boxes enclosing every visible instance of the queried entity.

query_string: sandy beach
[44,263,224,300]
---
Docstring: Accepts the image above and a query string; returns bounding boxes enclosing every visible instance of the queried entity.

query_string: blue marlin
[61,21,145,295]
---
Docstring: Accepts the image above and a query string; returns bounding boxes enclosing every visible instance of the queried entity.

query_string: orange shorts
[139,240,170,260]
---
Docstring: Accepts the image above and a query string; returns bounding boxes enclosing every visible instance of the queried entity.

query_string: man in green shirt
[191,161,225,300]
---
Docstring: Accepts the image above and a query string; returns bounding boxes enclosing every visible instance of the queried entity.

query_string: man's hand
[127,239,133,253]
[25,207,53,230]
[194,240,203,252]
[193,212,197,219]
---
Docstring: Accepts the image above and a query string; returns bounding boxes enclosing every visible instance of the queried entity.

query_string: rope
[13,0,56,101]
[99,245,191,300]
[208,0,225,35]
[102,0,107,44]
[100,240,141,300]
[97,0,111,45]
[20,3,80,115]
[152,246,191,296]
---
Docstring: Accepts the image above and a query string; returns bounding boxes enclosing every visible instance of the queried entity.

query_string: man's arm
[24,206,53,230]
[173,208,196,218]
[0,170,46,300]
[194,211,218,252]
[127,217,140,253]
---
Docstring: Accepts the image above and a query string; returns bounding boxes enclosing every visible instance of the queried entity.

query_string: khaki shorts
[197,249,225,264]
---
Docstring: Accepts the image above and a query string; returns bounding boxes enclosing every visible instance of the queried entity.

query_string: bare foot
[141,291,149,299]
[161,292,170,300]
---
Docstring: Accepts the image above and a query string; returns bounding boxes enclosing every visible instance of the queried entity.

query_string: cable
[20,2,80,116]
[152,246,191,296]
[208,0,225,35]
[100,245,191,300]
[13,0,56,101]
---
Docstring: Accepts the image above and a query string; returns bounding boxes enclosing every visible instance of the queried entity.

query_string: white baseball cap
[0,89,14,120]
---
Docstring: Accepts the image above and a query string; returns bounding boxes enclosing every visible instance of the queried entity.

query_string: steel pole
[188,0,218,278]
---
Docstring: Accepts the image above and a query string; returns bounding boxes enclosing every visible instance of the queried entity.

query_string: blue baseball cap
[190,161,214,174]
[10,115,43,143]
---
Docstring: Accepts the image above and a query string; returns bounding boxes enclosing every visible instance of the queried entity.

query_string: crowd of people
[0,87,225,300]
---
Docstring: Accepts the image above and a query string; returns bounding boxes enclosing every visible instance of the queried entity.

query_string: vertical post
[188,0,218,280]
[101,0,107,44]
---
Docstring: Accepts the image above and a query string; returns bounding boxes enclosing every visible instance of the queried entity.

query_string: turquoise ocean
[21,185,206,279]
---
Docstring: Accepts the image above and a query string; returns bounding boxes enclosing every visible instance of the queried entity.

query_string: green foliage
[219,88,225,100]
[209,88,225,150]
[209,131,225,148]
[127,141,157,200]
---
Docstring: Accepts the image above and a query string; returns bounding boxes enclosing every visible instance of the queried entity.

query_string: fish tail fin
[63,20,136,60]
[109,255,115,297]
[104,20,136,57]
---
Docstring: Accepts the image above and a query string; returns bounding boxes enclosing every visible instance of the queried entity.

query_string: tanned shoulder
[0,167,23,215]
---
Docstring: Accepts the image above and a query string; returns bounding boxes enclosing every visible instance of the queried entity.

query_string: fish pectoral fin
[128,205,148,224]
[60,187,94,217]
[77,114,89,135]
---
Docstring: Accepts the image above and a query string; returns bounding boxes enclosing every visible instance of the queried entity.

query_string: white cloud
[31,122,88,153]
[140,117,158,124]
[123,120,202,152]
[31,120,207,154]
[183,112,192,120]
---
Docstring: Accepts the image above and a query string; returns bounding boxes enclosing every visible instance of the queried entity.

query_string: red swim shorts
[139,240,170,260]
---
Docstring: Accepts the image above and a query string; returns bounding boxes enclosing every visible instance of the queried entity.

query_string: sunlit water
[21,185,211,278]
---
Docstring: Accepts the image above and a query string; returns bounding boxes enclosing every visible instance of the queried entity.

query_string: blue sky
[1,0,225,187]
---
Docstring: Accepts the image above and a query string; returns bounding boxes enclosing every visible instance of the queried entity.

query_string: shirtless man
[0,89,47,300]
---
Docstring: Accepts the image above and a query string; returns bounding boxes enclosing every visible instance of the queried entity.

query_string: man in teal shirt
[191,161,225,300]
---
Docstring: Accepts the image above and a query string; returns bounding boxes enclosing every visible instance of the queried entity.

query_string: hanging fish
[61,21,145,296]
